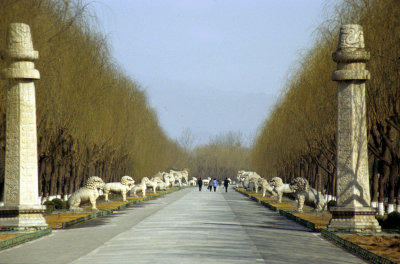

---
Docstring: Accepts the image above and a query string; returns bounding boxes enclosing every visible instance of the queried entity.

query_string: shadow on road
[203,221,309,232]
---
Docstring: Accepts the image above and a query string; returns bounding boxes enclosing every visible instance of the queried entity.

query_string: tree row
[250,0,400,213]
[0,0,186,199]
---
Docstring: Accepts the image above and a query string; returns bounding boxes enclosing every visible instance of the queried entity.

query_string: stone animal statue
[181,169,189,185]
[130,177,150,197]
[257,178,276,197]
[163,172,173,188]
[237,170,258,190]
[188,177,197,186]
[169,170,182,186]
[144,177,158,193]
[269,177,295,203]
[151,172,165,183]
[68,176,105,210]
[290,177,326,212]
[104,176,135,202]
[169,169,189,186]
[151,177,167,191]
[149,173,167,190]
[236,170,246,187]
[202,177,211,186]
[243,172,261,192]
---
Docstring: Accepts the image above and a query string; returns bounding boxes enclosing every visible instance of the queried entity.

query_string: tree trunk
[371,172,379,208]
[388,160,398,213]
[58,163,66,196]
[44,158,52,197]
[50,159,58,196]
[397,179,400,212]
[38,156,46,197]
[378,164,389,216]
[331,166,336,198]
[75,166,84,190]
[370,158,380,208]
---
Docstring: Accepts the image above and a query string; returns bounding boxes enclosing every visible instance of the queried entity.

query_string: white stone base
[0,205,48,231]
[378,202,385,216]
[41,197,48,204]
[328,207,381,233]
[370,201,378,208]
[387,204,394,214]
[327,195,332,202]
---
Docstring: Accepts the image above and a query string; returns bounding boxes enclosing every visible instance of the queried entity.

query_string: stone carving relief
[339,24,365,49]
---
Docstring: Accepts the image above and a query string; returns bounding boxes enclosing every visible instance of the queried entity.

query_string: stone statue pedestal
[0,23,47,231]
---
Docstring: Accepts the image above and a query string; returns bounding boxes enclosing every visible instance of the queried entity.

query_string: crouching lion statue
[104,176,135,202]
[68,176,105,210]
[290,177,326,212]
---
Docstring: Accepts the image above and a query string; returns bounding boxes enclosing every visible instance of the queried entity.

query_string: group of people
[197,177,230,192]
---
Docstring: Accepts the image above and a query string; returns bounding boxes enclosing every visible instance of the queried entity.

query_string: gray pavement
[0,187,366,264]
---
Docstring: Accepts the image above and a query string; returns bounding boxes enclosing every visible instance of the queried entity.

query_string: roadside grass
[0,234,19,241]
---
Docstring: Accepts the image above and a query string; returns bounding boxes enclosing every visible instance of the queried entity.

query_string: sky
[90,0,335,147]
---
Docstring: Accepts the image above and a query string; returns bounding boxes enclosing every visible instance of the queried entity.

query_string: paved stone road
[0,187,366,264]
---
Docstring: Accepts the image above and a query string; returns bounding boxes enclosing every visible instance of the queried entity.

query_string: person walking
[213,178,218,192]
[224,177,229,192]
[197,177,203,191]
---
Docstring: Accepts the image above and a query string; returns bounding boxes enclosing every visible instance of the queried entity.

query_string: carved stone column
[327,24,380,233]
[0,23,47,230]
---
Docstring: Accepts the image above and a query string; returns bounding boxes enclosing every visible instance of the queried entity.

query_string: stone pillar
[0,23,47,230]
[327,24,380,233]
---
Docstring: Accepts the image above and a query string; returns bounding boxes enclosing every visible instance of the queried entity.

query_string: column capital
[338,24,365,50]
[332,24,370,82]
[2,23,39,80]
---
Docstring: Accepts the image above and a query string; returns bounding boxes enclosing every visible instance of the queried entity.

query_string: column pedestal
[328,207,381,233]
[0,205,47,231]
